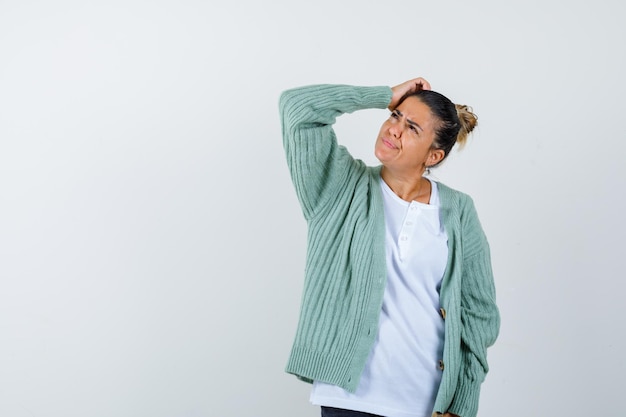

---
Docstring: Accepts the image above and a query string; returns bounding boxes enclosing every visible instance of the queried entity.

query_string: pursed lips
[381,137,398,149]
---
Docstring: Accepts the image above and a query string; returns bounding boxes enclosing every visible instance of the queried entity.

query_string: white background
[1,1,625,416]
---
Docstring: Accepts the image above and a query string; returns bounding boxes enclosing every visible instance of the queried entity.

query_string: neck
[381,166,431,203]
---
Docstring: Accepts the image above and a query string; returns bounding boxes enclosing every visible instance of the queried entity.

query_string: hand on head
[389,77,431,110]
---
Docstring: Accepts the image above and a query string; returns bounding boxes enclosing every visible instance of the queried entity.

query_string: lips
[381,138,398,149]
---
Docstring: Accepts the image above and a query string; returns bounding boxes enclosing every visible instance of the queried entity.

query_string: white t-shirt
[311,178,449,417]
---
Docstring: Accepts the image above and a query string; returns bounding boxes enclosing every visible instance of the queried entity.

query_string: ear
[427,148,445,167]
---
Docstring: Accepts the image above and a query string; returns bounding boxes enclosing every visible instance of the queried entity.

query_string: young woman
[279,78,500,417]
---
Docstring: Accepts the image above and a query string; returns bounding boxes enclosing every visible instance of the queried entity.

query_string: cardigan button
[438,360,445,371]
[439,308,446,319]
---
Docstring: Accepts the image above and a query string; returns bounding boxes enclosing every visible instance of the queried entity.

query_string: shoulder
[435,181,484,233]
[436,181,489,257]
[436,181,475,212]
[367,165,383,180]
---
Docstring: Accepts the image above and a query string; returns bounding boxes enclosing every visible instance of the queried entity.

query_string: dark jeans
[321,406,384,417]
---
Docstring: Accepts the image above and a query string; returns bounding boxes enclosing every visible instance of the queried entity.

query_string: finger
[416,77,431,91]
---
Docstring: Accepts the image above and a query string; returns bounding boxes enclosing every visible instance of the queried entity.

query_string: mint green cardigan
[280,84,500,417]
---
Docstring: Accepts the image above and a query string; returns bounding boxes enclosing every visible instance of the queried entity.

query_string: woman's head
[375,89,478,174]
[398,89,478,167]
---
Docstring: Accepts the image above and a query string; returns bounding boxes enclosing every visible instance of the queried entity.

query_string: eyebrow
[395,109,423,132]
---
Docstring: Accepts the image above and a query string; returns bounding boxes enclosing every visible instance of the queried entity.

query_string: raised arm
[279,84,391,219]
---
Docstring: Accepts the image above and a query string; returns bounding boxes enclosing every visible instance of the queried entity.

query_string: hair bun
[455,104,478,147]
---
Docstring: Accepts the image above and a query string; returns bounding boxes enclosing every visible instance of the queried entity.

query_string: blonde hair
[454,104,478,148]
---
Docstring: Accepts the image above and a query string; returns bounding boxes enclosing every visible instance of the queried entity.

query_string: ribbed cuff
[447,378,481,417]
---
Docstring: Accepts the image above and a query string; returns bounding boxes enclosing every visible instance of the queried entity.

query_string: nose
[389,122,402,138]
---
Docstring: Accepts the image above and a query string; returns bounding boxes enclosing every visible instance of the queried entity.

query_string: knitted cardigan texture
[280,84,500,417]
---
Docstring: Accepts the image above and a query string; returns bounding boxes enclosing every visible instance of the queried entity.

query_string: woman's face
[374,96,444,173]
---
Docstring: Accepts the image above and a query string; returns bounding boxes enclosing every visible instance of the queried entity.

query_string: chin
[374,147,393,165]
[373,150,385,164]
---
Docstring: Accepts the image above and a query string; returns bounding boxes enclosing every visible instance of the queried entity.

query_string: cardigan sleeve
[448,197,500,417]
[279,84,391,220]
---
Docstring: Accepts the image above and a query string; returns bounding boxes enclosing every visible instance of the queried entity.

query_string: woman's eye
[391,111,399,119]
